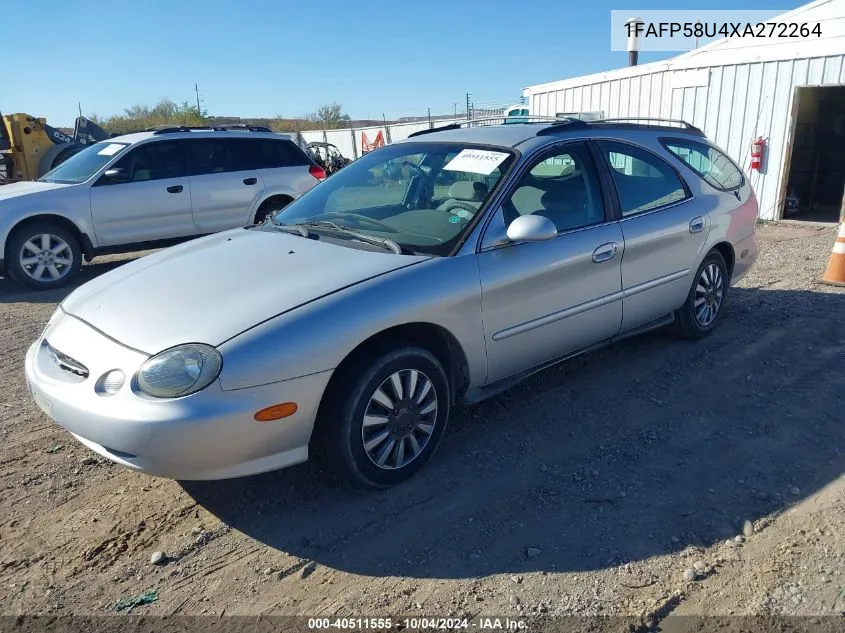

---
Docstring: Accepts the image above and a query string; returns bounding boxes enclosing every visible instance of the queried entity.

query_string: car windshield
[272,141,516,256]
[38,141,130,184]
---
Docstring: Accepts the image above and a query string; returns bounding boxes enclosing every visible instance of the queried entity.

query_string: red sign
[361,130,385,153]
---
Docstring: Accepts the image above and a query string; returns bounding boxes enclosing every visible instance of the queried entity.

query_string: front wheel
[312,345,450,488]
[673,251,728,340]
[5,222,82,290]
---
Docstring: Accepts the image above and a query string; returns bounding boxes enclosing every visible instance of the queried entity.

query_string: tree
[309,102,351,129]
[93,98,209,134]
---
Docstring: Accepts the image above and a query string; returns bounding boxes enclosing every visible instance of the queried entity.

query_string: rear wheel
[5,222,82,290]
[312,345,450,488]
[673,251,728,340]
[253,197,293,225]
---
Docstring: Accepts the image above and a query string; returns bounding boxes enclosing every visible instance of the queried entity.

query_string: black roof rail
[408,115,588,138]
[147,124,276,135]
[587,117,704,135]
[211,124,275,132]
[535,118,590,135]
[149,126,213,134]
[408,123,462,138]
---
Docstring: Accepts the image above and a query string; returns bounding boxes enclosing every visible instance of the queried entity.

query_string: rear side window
[251,139,309,169]
[595,141,689,216]
[662,138,744,191]
[186,138,253,176]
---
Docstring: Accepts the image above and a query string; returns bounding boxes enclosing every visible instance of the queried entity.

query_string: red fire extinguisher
[750,137,765,171]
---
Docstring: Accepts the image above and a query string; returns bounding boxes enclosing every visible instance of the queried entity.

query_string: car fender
[248,185,302,216]
[249,185,312,218]
[0,190,96,253]
[216,254,487,392]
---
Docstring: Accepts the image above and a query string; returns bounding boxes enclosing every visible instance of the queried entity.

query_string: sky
[6,0,804,127]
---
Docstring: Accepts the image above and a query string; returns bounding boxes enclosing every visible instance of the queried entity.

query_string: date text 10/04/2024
[306,618,527,630]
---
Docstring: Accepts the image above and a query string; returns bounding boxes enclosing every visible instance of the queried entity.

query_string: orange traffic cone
[820,223,845,287]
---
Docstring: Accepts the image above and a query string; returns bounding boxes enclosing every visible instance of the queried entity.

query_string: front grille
[42,340,89,379]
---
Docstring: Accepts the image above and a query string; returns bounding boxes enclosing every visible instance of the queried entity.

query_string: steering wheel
[438,200,478,218]
[327,212,398,233]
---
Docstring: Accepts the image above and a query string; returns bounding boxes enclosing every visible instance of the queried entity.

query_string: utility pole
[428,107,432,128]
[466,93,471,121]
[383,113,391,143]
[453,102,458,117]
[195,83,202,114]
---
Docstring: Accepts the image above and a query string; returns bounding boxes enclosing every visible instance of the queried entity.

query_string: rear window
[661,138,744,191]
[251,139,310,169]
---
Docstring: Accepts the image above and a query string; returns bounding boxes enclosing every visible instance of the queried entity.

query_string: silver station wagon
[25,117,759,488]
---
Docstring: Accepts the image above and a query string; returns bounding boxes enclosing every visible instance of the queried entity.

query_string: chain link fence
[297,100,525,161]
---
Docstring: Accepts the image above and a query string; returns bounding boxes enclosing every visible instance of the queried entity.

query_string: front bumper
[24,311,332,480]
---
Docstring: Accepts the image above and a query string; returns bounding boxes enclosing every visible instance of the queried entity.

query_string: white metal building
[525,0,845,221]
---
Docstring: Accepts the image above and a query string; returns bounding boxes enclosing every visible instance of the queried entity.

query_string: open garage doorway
[782,86,845,223]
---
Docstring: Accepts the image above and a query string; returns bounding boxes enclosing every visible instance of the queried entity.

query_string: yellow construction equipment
[0,112,108,184]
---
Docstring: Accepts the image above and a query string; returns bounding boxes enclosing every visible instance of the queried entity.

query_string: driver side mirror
[99,167,129,185]
[506,214,557,243]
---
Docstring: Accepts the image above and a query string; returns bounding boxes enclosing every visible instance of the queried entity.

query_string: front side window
[596,141,689,216]
[38,142,129,184]
[504,143,605,232]
[186,138,253,176]
[106,140,187,183]
[662,138,744,191]
[273,142,516,256]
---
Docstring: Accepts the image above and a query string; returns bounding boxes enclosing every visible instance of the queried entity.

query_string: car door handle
[166,185,183,193]
[592,242,619,263]
[243,177,258,185]
[689,216,705,233]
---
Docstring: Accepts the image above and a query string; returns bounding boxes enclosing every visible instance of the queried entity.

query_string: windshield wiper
[272,223,310,238]
[299,220,403,255]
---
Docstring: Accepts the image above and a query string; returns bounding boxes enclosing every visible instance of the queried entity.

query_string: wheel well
[326,323,471,407]
[254,195,294,223]
[8,215,93,259]
[711,242,735,278]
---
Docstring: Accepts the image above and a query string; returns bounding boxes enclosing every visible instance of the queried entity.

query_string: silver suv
[0,126,325,290]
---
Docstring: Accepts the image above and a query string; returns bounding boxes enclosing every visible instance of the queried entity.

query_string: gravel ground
[0,223,844,627]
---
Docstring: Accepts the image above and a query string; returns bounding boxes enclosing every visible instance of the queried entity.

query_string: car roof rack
[211,124,275,132]
[408,115,588,138]
[587,117,705,135]
[148,125,276,135]
[148,126,212,134]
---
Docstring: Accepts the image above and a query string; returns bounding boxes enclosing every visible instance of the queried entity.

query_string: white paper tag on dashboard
[97,143,125,156]
[443,149,509,175]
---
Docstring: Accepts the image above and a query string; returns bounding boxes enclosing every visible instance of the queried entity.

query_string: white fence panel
[324,129,355,159]
[389,121,431,142]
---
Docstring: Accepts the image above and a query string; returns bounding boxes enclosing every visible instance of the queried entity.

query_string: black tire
[312,345,451,489]
[253,197,293,225]
[5,222,82,291]
[673,251,729,340]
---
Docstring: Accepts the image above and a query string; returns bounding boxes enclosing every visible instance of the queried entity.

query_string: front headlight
[136,344,222,398]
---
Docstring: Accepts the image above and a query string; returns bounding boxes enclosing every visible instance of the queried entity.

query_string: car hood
[0,181,72,203]
[61,228,431,354]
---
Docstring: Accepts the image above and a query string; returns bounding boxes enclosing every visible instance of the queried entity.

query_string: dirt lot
[1,223,844,626]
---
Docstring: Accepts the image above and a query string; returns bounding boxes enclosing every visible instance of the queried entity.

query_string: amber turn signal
[254,402,298,422]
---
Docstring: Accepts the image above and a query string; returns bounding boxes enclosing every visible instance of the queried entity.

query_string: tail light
[309,164,326,181]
